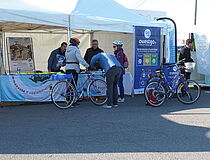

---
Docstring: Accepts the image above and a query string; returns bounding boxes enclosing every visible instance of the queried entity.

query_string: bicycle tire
[144,81,166,107]
[176,79,201,104]
[51,81,76,109]
[88,79,107,106]
[146,76,160,85]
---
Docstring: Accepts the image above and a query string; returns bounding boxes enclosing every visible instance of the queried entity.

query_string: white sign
[194,33,210,76]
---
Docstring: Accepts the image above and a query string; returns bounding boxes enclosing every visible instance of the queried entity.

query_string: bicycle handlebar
[80,69,88,73]
[174,58,186,66]
[80,69,105,75]
[163,58,186,68]
[156,58,186,73]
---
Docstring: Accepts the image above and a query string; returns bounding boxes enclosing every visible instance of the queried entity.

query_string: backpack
[123,54,129,68]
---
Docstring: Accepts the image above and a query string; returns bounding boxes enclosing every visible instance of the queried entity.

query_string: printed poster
[7,37,35,73]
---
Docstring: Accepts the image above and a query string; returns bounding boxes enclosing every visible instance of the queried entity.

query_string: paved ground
[0,91,210,160]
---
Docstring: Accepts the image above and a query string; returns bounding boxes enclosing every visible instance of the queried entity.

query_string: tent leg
[67,29,72,41]
[67,14,72,41]
[90,31,94,43]
[1,32,7,74]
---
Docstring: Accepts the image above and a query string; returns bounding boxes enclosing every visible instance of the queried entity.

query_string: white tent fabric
[0,0,166,74]
[70,0,160,33]
[0,0,68,31]
[0,0,166,33]
[12,0,163,33]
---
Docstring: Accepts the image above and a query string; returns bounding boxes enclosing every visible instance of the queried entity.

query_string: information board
[134,26,161,94]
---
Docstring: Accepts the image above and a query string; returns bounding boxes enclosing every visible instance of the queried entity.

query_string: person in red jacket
[113,41,125,103]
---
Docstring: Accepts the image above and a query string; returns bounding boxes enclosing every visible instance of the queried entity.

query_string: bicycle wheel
[88,79,107,106]
[51,81,76,109]
[144,81,166,107]
[176,79,201,104]
[146,76,160,85]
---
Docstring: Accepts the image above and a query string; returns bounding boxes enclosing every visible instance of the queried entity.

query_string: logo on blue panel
[144,29,151,39]
[138,58,143,65]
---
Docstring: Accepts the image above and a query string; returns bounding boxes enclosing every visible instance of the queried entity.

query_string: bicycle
[144,59,201,107]
[51,71,107,109]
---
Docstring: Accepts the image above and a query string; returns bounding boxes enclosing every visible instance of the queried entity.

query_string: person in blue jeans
[90,52,123,109]
[113,41,125,103]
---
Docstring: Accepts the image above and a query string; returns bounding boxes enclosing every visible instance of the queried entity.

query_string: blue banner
[167,22,176,63]
[0,74,102,102]
[158,19,176,63]
[0,72,134,102]
[134,26,161,94]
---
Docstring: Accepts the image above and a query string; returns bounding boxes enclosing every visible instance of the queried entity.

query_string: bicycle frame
[68,72,105,101]
[156,63,187,97]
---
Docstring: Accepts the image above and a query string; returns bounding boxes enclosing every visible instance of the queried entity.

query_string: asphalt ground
[0,91,210,160]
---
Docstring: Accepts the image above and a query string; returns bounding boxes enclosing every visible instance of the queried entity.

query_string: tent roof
[70,0,160,33]
[0,0,68,31]
[0,0,164,33]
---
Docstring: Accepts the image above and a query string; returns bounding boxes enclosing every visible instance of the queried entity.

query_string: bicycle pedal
[77,98,83,102]
[66,101,71,105]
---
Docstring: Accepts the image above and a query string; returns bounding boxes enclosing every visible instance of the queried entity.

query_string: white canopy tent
[0,0,166,74]
[0,0,68,31]
[69,0,161,33]
[0,0,69,73]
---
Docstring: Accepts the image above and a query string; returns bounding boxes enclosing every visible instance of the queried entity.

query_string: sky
[118,0,210,42]
[116,0,210,37]
[22,0,210,39]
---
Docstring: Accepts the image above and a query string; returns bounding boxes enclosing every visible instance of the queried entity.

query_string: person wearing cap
[65,37,89,85]
[113,40,125,103]
[90,52,123,109]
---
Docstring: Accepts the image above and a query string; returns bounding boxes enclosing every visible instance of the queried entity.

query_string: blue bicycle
[144,59,201,107]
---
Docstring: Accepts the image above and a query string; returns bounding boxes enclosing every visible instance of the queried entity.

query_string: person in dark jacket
[84,39,104,70]
[113,40,125,103]
[179,39,194,80]
[48,42,67,72]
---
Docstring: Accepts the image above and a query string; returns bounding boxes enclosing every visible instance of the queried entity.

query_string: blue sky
[23,0,210,39]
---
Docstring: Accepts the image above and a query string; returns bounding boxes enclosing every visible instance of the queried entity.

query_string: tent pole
[1,32,7,74]
[90,31,94,44]
[157,17,178,62]
[0,32,2,74]
[67,14,72,42]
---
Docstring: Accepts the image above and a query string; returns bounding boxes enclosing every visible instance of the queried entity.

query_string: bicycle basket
[51,73,73,80]
[184,62,195,72]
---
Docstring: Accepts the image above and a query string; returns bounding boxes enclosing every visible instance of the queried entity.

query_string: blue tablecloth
[0,72,133,102]
[0,74,93,102]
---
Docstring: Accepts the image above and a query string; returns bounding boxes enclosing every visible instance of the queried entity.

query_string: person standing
[179,39,194,80]
[48,42,67,72]
[113,41,125,103]
[90,52,123,109]
[65,37,89,85]
[84,39,104,70]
